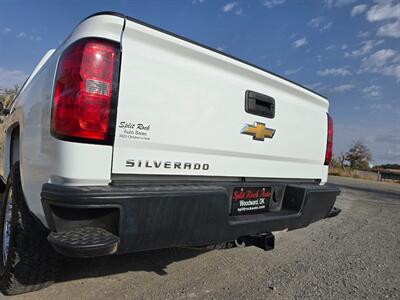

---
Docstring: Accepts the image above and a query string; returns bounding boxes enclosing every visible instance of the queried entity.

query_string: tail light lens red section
[324,113,333,165]
[52,39,120,143]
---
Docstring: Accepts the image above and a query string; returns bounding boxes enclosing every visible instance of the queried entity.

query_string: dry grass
[329,167,377,181]
[329,167,400,183]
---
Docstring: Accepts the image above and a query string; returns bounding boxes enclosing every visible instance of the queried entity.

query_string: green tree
[345,141,372,170]
[374,164,400,170]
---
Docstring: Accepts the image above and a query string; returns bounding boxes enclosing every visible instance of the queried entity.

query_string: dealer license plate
[231,186,271,216]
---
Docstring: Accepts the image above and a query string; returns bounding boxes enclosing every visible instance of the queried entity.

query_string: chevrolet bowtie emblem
[241,122,276,141]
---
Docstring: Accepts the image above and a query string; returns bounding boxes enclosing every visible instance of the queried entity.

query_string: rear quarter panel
[1,15,124,227]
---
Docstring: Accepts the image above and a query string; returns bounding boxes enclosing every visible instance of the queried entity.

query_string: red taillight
[324,114,333,165]
[52,39,118,143]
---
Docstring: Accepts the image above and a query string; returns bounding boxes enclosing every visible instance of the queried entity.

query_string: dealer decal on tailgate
[231,187,271,216]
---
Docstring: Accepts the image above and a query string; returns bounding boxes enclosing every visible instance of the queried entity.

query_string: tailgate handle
[245,90,275,119]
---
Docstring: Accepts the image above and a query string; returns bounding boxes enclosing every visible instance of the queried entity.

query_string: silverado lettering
[126,160,210,170]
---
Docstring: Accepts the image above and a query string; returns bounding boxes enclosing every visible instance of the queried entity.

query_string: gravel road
[3,176,400,300]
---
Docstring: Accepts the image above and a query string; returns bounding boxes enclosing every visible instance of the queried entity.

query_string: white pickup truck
[0,12,339,295]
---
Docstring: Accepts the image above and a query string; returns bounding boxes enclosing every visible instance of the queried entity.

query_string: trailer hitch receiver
[236,232,275,251]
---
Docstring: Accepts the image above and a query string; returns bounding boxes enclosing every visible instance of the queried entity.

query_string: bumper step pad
[48,227,119,257]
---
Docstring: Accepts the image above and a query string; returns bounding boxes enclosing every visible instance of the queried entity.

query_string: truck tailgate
[111,18,329,181]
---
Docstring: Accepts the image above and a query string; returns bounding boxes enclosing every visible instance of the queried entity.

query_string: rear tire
[0,162,62,295]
